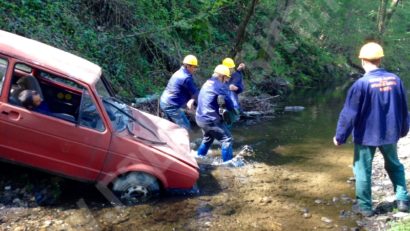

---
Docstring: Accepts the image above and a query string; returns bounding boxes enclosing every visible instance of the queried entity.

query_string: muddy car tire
[112,172,160,205]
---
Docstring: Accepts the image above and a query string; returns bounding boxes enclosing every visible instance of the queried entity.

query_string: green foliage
[388,219,410,231]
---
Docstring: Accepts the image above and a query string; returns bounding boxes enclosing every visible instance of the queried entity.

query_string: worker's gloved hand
[220,109,238,126]
[187,98,196,111]
[217,95,238,125]
[217,95,226,109]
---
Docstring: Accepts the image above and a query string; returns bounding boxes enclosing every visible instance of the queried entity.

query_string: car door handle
[2,110,21,120]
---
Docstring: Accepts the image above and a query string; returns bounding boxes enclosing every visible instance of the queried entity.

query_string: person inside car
[18,89,50,114]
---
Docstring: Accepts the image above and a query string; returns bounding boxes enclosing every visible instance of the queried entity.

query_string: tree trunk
[269,0,294,46]
[384,0,400,30]
[377,0,400,38]
[229,0,259,58]
[377,0,388,37]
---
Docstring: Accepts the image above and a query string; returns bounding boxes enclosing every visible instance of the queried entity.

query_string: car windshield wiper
[102,97,163,142]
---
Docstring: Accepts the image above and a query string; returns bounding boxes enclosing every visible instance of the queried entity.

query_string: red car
[0,30,199,204]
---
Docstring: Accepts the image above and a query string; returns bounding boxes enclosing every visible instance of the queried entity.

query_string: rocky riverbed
[1,134,410,231]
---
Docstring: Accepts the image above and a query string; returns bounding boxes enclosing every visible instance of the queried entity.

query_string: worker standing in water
[160,55,199,131]
[222,58,245,126]
[196,65,235,162]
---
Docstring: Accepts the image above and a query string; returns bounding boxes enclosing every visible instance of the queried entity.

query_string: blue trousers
[196,120,233,162]
[354,143,409,211]
[160,101,191,131]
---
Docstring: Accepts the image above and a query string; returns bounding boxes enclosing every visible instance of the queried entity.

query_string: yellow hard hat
[214,64,231,77]
[183,54,198,66]
[358,42,384,60]
[222,58,235,68]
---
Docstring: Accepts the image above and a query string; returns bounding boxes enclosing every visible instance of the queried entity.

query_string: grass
[388,219,410,231]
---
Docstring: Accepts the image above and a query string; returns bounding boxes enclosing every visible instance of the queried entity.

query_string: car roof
[0,30,102,85]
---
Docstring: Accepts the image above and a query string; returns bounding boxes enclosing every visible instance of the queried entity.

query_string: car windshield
[94,78,164,144]
[95,79,132,132]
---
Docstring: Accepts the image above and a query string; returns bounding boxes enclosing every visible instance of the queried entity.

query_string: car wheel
[112,172,160,205]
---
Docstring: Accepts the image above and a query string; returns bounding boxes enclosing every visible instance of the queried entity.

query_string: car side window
[0,58,8,95]
[79,90,105,132]
[9,63,82,123]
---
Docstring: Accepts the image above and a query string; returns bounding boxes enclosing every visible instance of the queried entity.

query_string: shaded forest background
[1,0,409,101]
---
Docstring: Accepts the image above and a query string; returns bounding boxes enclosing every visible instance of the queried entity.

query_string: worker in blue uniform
[196,64,235,162]
[334,42,409,217]
[160,55,199,130]
[222,58,245,126]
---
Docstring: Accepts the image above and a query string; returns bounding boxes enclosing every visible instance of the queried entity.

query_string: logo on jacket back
[369,76,397,92]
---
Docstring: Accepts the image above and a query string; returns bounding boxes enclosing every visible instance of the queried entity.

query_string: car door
[0,63,111,181]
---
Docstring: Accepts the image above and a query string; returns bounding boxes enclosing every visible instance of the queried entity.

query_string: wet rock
[4,186,11,191]
[65,210,95,227]
[237,145,255,157]
[339,210,349,219]
[199,197,212,202]
[340,194,352,202]
[197,203,214,214]
[220,207,236,216]
[41,220,52,228]
[355,220,367,227]
[375,215,391,222]
[321,217,333,224]
[13,226,26,231]
[303,213,312,219]
[12,198,21,205]
[284,106,305,112]
[259,197,272,204]
[340,226,349,231]
[300,208,309,214]
[314,199,324,204]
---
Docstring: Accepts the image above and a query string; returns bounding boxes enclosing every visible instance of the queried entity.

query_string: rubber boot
[221,145,233,162]
[197,143,210,157]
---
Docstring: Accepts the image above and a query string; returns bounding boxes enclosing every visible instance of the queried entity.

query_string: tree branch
[230,0,259,58]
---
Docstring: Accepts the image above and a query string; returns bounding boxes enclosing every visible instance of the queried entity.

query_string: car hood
[127,107,198,169]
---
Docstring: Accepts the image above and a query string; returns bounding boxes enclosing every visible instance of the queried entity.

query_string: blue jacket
[226,71,244,110]
[160,66,199,108]
[196,76,234,124]
[335,68,409,146]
